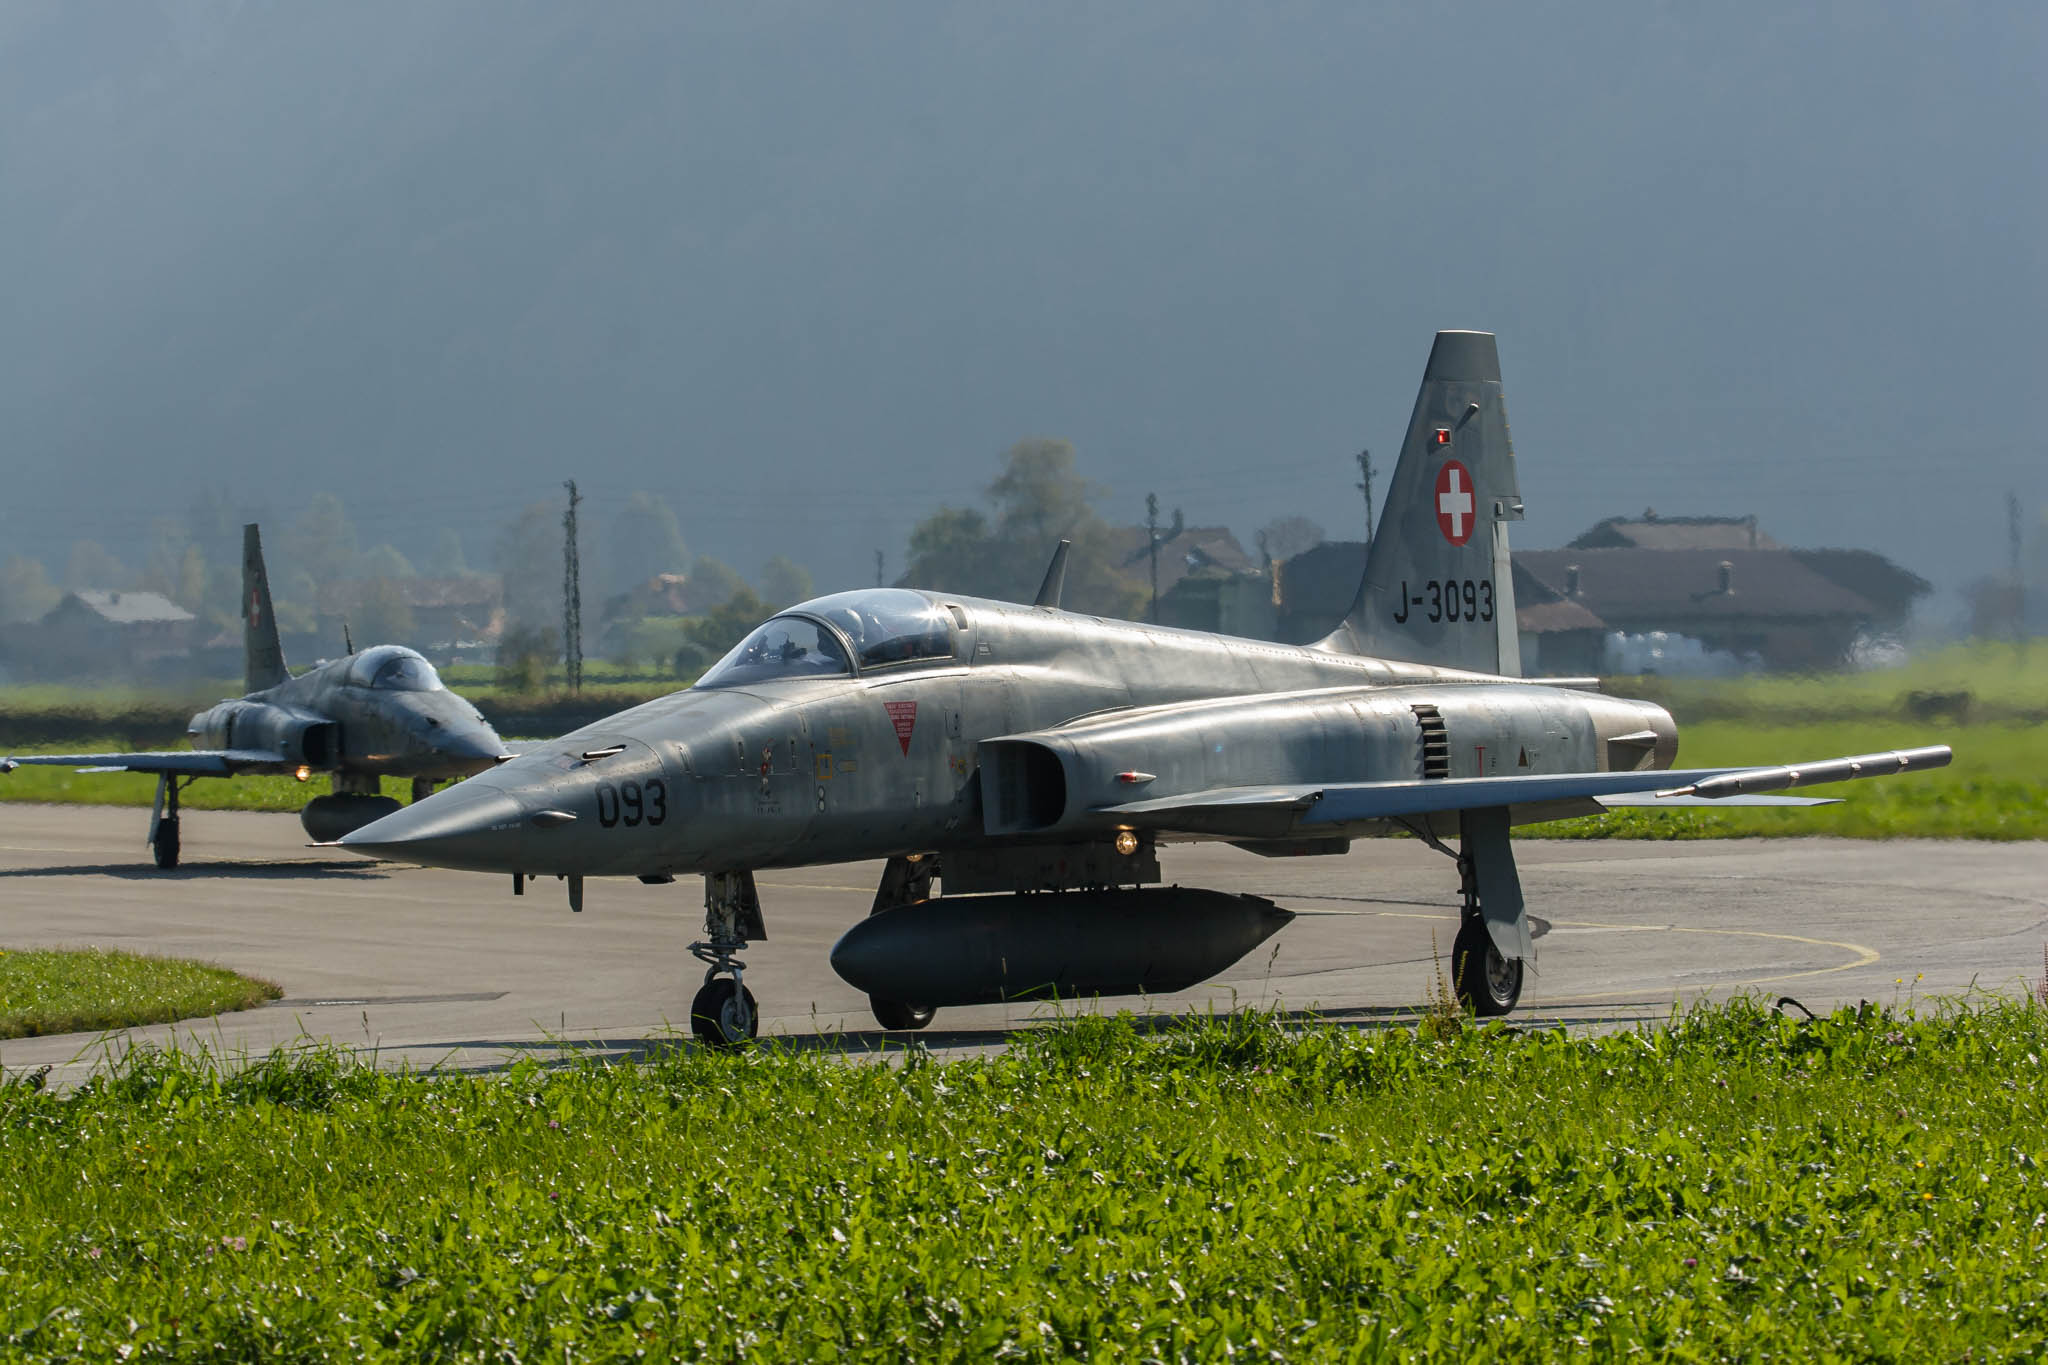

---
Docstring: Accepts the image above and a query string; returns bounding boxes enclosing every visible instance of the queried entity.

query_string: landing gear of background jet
[689,871,768,1047]
[866,855,940,1032]
[148,773,186,870]
[410,777,437,804]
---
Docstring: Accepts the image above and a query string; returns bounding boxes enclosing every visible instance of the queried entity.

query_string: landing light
[294,765,311,782]
[1114,830,1140,856]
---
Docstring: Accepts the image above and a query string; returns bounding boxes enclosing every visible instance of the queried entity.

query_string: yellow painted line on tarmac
[1541,917,1881,1001]
[1279,897,1882,1000]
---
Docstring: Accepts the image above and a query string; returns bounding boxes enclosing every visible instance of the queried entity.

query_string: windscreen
[697,616,852,688]
[349,646,445,692]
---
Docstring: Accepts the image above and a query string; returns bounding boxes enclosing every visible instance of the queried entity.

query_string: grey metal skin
[341,332,1952,1039]
[3,525,510,868]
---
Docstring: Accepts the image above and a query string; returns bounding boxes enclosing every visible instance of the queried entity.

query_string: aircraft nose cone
[439,723,511,766]
[338,782,528,872]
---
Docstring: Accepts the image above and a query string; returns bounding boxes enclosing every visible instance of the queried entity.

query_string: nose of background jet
[338,780,529,871]
[437,720,511,767]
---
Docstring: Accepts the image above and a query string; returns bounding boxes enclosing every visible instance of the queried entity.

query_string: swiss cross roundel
[1433,460,1476,546]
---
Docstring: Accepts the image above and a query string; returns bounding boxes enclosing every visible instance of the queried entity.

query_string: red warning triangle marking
[883,700,918,755]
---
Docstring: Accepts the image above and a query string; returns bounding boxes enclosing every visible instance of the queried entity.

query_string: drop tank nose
[338,781,529,871]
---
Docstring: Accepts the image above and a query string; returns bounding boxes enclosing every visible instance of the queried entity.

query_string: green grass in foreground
[2,1000,2045,1360]
[0,947,280,1039]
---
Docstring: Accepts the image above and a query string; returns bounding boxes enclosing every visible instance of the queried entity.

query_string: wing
[1095,746,1952,840]
[1,749,292,778]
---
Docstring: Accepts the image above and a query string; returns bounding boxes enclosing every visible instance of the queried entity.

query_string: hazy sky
[3,2,2041,612]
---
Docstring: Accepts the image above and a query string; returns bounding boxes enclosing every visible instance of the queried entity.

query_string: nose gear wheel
[690,977,758,1048]
[690,870,766,1047]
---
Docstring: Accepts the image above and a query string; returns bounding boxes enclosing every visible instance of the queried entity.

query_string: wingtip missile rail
[1656,745,1953,801]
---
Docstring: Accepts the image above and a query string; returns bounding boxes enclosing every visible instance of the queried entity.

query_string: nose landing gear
[690,870,767,1047]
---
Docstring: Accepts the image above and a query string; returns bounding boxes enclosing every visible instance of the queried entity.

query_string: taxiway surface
[2,805,2043,1084]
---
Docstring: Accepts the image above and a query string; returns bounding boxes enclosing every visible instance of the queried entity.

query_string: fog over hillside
[3,2,2041,611]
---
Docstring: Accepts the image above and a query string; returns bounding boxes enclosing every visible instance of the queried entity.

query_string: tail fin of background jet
[1317,330,1525,675]
[242,523,290,693]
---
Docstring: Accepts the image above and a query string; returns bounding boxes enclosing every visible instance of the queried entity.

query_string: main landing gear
[1406,805,1530,1017]
[866,855,937,1032]
[690,871,767,1048]
[148,773,192,870]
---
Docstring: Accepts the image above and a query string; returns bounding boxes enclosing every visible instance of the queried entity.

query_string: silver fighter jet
[4,525,511,869]
[341,332,1950,1043]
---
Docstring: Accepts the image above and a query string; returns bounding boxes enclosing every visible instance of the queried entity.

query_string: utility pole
[875,549,885,588]
[2010,490,2025,642]
[1145,493,1161,623]
[1142,493,1184,623]
[1355,448,1376,550]
[562,479,583,693]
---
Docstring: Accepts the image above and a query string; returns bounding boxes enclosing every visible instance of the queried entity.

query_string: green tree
[901,507,995,595]
[140,518,193,602]
[63,540,128,590]
[0,555,60,623]
[184,488,245,625]
[353,577,416,647]
[357,544,416,580]
[682,555,749,612]
[990,438,1100,543]
[176,545,208,613]
[495,503,562,634]
[609,492,689,594]
[494,623,555,693]
[682,588,768,666]
[757,555,814,609]
[288,493,358,585]
[423,528,469,577]
[900,439,1144,618]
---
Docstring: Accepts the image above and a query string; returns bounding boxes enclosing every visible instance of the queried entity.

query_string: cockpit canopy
[696,589,955,688]
[346,645,445,692]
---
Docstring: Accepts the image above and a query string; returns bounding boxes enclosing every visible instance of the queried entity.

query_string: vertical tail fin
[242,523,289,693]
[1317,331,1524,675]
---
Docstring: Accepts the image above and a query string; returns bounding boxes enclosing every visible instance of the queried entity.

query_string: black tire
[1451,918,1522,1016]
[870,997,935,1031]
[152,819,180,871]
[690,978,759,1048]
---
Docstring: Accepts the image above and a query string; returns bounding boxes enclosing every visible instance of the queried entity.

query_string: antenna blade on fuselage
[1033,540,1073,608]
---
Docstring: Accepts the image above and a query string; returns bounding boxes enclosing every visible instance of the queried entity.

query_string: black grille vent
[1412,704,1451,780]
